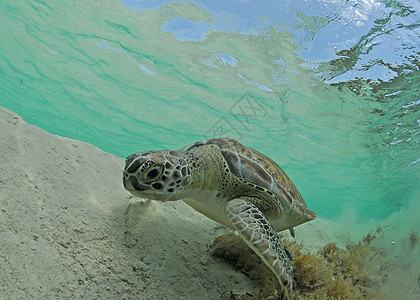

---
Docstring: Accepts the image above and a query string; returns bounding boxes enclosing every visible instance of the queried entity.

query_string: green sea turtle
[122,138,316,299]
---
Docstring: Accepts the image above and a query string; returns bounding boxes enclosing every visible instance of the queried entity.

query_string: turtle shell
[183,138,316,225]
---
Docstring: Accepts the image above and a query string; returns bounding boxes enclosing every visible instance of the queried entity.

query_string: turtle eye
[145,167,161,181]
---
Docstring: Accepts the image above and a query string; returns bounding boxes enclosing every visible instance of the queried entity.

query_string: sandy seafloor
[1,106,419,299]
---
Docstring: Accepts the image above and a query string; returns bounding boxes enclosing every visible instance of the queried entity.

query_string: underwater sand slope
[0,106,264,299]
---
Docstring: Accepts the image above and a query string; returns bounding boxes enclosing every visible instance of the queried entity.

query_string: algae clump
[212,229,392,300]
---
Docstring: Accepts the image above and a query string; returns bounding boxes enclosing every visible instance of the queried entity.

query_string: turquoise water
[0,0,418,222]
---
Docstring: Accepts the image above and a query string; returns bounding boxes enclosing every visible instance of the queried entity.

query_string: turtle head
[122,150,191,201]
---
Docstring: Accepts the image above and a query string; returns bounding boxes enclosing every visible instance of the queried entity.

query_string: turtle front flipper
[226,197,293,299]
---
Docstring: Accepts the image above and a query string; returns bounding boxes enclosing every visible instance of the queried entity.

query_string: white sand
[0,107,259,299]
[1,106,417,299]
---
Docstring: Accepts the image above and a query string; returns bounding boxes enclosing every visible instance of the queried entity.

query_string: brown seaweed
[212,228,393,300]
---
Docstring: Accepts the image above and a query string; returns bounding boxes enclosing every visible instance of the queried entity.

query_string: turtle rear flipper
[226,197,292,300]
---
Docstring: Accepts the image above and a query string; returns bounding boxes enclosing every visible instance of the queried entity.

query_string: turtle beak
[122,171,148,193]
